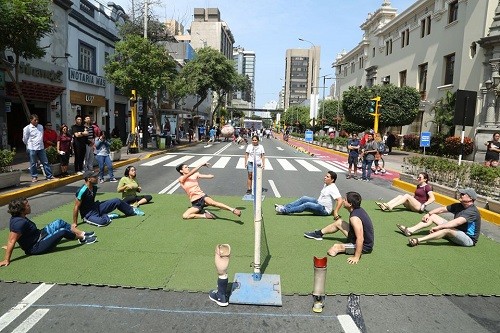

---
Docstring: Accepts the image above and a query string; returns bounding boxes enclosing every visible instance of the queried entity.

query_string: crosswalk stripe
[211,156,231,168]
[164,155,194,167]
[276,158,297,171]
[140,154,177,166]
[236,157,246,169]
[265,160,273,170]
[313,160,346,173]
[189,156,213,167]
[296,159,321,172]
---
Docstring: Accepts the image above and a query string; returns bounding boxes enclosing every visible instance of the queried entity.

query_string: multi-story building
[189,8,235,60]
[333,0,499,162]
[2,0,127,150]
[284,47,320,116]
[233,47,256,112]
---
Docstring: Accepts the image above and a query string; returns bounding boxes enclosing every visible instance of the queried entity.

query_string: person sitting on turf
[397,188,481,247]
[303,191,374,265]
[74,170,145,227]
[274,171,342,218]
[176,162,242,219]
[117,165,152,207]
[376,172,435,212]
[0,198,97,267]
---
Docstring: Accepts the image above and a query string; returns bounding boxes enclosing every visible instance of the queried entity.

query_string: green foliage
[403,134,474,158]
[318,99,342,127]
[110,138,123,152]
[282,105,310,130]
[341,120,365,134]
[431,90,455,135]
[45,146,59,164]
[332,136,348,146]
[118,19,174,44]
[0,148,16,173]
[342,85,420,128]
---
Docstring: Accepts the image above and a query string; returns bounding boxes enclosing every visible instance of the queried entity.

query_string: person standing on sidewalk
[22,114,53,182]
[42,121,58,148]
[94,131,116,183]
[83,115,96,172]
[57,124,72,177]
[346,133,360,179]
[71,115,88,175]
[0,198,96,267]
[360,131,378,181]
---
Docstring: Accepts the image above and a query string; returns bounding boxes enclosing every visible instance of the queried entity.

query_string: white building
[333,0,499,162]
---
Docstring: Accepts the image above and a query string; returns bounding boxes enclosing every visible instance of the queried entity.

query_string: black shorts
[348,155,358,166]
[191,196,207,211]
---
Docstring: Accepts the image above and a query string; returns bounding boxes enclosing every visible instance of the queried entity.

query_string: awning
[6,80,65,102]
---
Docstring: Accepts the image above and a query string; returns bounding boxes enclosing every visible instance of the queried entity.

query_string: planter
[474,195,489,209]
[322,142,327,147]
[0,170,22,189]
[399,173,417,185]
[50,163,62,177]
[430,183,457,199]
[327,144,334,149]
[487,199,500,214]
[110,150,121,161]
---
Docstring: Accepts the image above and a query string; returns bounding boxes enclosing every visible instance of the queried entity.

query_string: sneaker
[304,230,323,241]
[133,207,145,216]
[83,218,111,227]
[98,178,104,184]
[77,171,84,175]
[246,189,252,194]
[79,235,97,245]
[209,290,228,307]
[108,213,119,219]
[31,177,38,183]
[109,178,118,182]
[352,176,358,180]
[275,204,284,213]
[346,175,351,179]
[46,177,55,181]
[84,231,95,237]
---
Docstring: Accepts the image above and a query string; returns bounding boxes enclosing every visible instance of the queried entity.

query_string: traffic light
[130,89,137,107]
[369,96,381,114]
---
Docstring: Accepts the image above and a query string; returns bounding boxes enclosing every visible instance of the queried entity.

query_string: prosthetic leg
[209,244,231,307]
[312,256,328,313]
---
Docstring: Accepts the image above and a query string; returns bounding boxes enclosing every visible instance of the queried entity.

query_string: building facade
[333,0,499,162]
[233,47,256,111]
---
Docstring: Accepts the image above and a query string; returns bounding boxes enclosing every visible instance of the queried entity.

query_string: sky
[110,0,416,108]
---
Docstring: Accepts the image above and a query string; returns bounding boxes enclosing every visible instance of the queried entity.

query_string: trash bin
[158,135,167,149]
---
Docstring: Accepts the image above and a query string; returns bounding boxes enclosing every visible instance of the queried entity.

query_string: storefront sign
[70,90,106,107]
[68,68,106,87]
[19,62,63,83]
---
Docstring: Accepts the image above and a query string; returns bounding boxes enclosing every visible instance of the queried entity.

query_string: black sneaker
[84,231,95,238]
[209,290,228,307]
[304,230,323,241]
[246,189,252,194]
[79,235,97,245]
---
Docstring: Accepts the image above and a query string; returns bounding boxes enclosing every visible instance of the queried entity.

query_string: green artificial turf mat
[0,194,499,296]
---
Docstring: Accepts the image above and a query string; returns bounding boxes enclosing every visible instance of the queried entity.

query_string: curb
[392,178,500,226]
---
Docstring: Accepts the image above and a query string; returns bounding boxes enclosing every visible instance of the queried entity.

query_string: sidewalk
[0,139,197,207]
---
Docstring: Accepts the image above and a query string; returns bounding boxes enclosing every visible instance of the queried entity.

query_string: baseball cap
[83,170,99,179]
[458,188,477,200]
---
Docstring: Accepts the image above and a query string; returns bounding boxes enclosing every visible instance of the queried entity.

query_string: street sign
[420,131,431,147]
[304,130,313,143]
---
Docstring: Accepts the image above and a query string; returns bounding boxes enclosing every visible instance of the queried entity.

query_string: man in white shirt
[275,171,343,218]
[22,114,53,182]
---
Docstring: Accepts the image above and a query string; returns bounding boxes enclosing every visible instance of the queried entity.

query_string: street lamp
[319,74,333,127]
[298,38,319,129]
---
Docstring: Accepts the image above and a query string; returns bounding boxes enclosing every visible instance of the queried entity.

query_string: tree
[430,90,455,135]
[172,47,246,123]
[0,0,53,121]
[282,105,309,132]
[342,85,420,129]
[104,34,178,148]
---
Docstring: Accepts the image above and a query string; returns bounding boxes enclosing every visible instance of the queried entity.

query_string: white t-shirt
[246,144,265,166]
[317,183,341,215]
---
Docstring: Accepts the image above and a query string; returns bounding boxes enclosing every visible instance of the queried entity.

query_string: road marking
[189,156,212,167]
[268,180,280,198]
[140,155,176,166]
[296,159,321,172]
[276,158,297,171]
[313,160,346,173]
[337,314,361,333]
[211,156,231,168]
[214,143,232,155]
[164,155,194,167]
[0,283,54,332]
[11,309,49,333]
[159,180,180,194]
[276,147,284,151]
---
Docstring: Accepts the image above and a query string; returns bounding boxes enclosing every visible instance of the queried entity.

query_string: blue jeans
[361,158,373,180]
[84,198,135,226]
[28,219,75,255]
[282,196,329,215]
[96,155,114,179]
[27,149,53,179]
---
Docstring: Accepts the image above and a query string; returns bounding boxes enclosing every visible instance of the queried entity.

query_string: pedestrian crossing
[140,153,349,173]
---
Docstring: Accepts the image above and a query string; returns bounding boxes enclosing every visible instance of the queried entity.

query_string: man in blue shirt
[347,133,360,179]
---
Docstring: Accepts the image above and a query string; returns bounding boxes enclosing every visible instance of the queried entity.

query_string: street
[0,138,498,333]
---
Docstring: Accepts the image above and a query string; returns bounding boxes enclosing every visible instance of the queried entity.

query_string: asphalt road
[0,138,498,333]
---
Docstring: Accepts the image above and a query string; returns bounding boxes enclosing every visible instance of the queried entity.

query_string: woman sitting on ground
[117,165,152,207]
[376,172,435,212]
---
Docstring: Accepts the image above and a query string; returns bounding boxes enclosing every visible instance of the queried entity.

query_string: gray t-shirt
[447,203,481,244]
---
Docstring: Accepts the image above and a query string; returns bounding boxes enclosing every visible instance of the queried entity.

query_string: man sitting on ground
[396,188,481,247]
[74,171,145,227]
[304,191,374,264]
[1,198,96,267]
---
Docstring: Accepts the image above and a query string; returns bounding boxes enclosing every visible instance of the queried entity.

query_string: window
[401,28,409,48]
[351,61,355,73]
[359,56,364,69]
[399,70,407,87]
[385,39,393,55]
[372,47,376,58]
[418,63,428,93]
[444,53,455,85]
[79,41,95,73]
[448,0,458,24]
[420,16,431,38]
